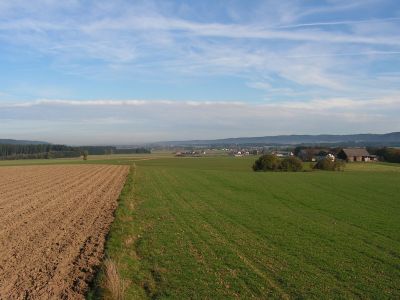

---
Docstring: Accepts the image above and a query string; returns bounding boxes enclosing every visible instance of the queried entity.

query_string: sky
[0,0,400,145]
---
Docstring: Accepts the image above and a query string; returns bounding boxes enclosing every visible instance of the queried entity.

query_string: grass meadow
[92,156,400,299]
[2,155,399,298]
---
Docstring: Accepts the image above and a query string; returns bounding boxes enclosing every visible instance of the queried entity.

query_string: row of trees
[0,144,151,160]
[0,144,81,160]
[368,147,400,163]
[78,146,151,155]
[114,148,151,154]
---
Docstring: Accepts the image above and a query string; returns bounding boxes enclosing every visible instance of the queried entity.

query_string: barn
[337,148,377,162]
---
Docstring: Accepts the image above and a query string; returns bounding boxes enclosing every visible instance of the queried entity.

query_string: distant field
[0,152,172,167]
[95,157,400,299]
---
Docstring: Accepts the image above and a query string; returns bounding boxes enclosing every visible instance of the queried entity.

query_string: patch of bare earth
[0,164,129,299]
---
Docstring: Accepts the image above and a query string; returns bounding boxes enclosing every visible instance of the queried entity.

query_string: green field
[89,157,400,299]
[0,152,171,166]
[2,155,400,298]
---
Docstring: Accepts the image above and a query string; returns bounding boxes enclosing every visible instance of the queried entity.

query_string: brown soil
[0,164,129,299]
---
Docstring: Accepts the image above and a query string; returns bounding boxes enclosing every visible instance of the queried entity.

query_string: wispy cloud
[3,96,398,111]
[276,17,400,29]
[3,14,400,46]
[0,99,246,108]
[2,12,395,97]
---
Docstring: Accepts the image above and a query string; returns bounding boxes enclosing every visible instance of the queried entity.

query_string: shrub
[313,158,345,171]
[253,155,303,172]
[280,157,303,172]
[82,150,88,161]
[252,154,281,171]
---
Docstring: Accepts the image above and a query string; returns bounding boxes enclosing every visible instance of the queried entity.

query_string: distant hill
[155,132,400,147]
[0,139,50,145]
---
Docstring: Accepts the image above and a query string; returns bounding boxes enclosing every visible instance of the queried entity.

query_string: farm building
[272,151,294,158]
[337,148,377,162]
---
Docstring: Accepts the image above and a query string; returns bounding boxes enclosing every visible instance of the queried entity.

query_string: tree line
[76,146,151,155]
[0,144,151,160]
[0,144,81,160]
[368,147,400,163]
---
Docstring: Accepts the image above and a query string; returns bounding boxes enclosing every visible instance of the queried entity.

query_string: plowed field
[0,164,129,299]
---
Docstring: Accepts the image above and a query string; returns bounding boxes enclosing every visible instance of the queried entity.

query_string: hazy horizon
[1,1,400,144]
[2,130,400,147]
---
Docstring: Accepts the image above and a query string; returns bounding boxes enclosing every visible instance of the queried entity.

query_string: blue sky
[1,0,400,144]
